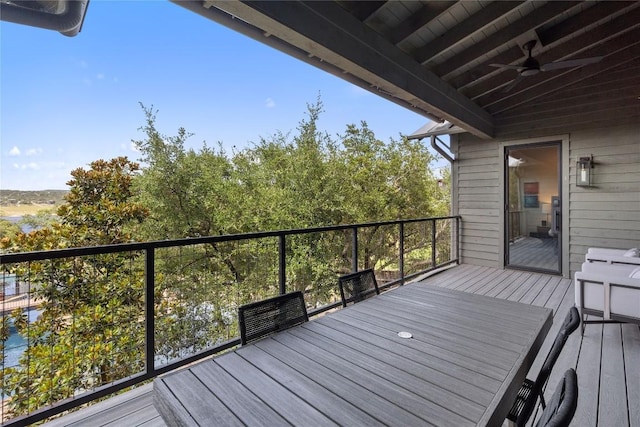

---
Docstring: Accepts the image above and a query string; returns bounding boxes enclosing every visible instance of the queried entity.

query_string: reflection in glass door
[505,143,561,273]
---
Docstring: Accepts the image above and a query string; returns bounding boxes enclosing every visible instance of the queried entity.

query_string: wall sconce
[576,155,593,187]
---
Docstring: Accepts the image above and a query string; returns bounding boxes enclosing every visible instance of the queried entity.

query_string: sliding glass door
[505,142,561,273]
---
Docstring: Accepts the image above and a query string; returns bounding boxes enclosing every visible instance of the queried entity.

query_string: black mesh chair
[507,306,580,427]
[238,291,308,345]
[338,268,380,308]
[534,368,578,427]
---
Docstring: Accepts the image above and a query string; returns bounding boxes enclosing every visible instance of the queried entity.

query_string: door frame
[498,135,570,278]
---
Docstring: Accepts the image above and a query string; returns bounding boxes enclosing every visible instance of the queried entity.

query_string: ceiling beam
[538,1,635,47]
[448,45,523,91]
[417,1,524,65]
[386,1,456,46]
[466,8,640,103]
[497,72,640,120]
[432,1,580,79]
[337,1,386,22]
[195,0,494,138]
[497,86,639,123]
[453,2,637,93]
[485,33,640,115]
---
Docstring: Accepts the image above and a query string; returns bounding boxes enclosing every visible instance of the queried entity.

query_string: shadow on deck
[42,264,639,427]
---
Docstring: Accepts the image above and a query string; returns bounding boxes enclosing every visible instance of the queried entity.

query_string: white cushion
[575,262,640,319]
[588,247,626,255]
[581,262,636,276]
[610,286,640,318]
[624,248,639,257]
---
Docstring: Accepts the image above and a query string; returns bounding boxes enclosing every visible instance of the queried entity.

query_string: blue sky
[1,1,432,191]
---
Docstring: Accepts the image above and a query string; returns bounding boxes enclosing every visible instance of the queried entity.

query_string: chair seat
[507,378,535,422]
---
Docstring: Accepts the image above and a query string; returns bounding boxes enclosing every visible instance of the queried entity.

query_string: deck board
[622,324,640,427]
[599,325,629,426]
[41,264,638,427]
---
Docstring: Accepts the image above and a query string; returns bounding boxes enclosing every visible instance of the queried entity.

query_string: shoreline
[0,204,58,217]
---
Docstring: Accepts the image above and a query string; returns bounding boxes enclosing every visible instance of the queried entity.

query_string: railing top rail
[1,216,460,264]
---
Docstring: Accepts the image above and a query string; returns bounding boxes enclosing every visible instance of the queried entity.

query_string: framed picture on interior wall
[524,195,539,208]
[523,182,539,194]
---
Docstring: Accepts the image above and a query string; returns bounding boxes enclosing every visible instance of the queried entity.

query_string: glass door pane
[505,143,560,273]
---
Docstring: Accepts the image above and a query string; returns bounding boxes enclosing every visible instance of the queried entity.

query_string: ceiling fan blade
[540,56,603,71]
[503,75,525,93]
[490,63,525,71]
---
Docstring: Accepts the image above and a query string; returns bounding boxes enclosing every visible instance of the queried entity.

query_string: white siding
[568,125,640,274]
[452,138,501,267]
[453,123,640,276]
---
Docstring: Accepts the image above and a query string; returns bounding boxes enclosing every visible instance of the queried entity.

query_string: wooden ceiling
[175,1,640,139]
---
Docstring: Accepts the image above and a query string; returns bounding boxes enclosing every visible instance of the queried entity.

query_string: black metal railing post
[431,219,437,268]
[145,247,155,376]
[399,222,405,285]
[351,227,358,272]
[456,217,461,264]
[278,234,286,294]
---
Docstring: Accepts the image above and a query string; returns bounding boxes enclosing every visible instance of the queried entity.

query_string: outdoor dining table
[154,282,552,427]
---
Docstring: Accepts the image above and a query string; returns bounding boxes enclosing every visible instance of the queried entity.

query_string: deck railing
[0,216,460,426]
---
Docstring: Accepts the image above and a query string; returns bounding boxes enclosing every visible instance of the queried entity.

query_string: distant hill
[0,189,68,206]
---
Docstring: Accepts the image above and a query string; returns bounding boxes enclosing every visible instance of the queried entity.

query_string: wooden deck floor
[41,264,639,427]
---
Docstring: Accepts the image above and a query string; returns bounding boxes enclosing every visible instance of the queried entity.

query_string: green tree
[0,157,148,416]
[0,219,22,241]
[133,99,447,333]
[19,209,58,231]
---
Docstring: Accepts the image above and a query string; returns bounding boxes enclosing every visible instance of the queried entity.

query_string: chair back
[516,307,580,425]
[538,307,580,382]
[238,291,308,345]
[534,368,578,427]
[338,269,380,307]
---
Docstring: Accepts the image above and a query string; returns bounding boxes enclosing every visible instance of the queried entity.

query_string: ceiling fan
[490,40,603,92]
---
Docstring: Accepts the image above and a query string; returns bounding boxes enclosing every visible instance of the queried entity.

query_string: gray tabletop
[154,283,552,427]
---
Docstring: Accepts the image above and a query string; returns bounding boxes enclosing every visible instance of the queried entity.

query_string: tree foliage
[0,158,148,415]
[132,100,448,356]
[0,219,22,241]
[0,99,450,418]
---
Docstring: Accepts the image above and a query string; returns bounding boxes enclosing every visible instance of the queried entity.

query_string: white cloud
[120,141,140,152]
[25,148,43,156]
[83,78,92,86]
[265,97,276,108]
[9,146,21,156]
[97,73,105,80]
[78,59,89,69]
[13,162,40,170]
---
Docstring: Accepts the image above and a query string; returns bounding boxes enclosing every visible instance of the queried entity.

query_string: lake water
[3,309,40,368]
[2,218,42,396]
[2,271,40,387]
[1,216,34,233]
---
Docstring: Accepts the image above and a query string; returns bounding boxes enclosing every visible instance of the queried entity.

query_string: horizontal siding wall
[453,138,502,267]
[454,122,639,276]
[568,124,640,274]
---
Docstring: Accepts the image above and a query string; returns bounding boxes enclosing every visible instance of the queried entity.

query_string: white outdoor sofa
[574,261,640,334]
[585,247,640,266]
